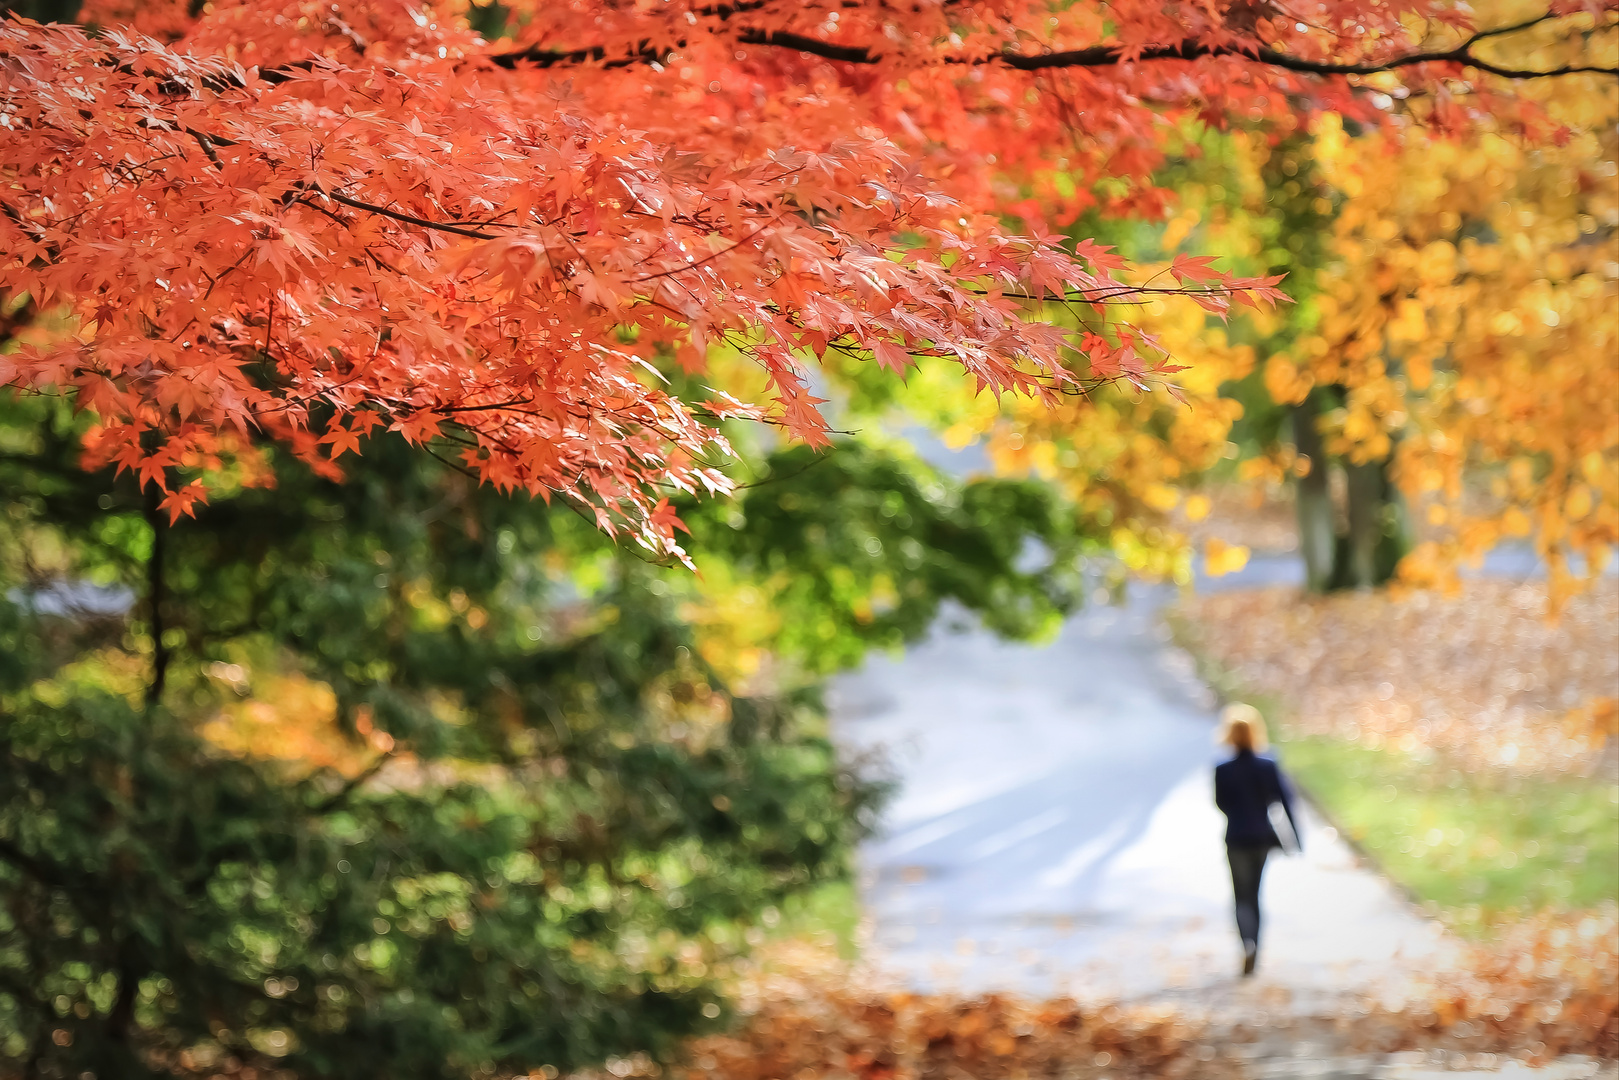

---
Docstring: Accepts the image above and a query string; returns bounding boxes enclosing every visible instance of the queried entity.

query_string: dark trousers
[1226,844,1270,947]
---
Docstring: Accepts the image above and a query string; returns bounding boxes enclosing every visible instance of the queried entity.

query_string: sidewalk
[1237,1048,1616,1079]
[832,591,1456,1008]
[828,585,1614,1074]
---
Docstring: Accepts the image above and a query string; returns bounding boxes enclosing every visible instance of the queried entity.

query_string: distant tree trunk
[1342,454,1410,590]
[1292,397,1336,593]
[1344,459,1383,589]
[1292,393,1410,592]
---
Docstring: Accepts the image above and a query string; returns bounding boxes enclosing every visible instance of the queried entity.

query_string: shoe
[1241,941,1258,977]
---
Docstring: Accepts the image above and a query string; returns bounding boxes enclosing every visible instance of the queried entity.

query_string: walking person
[1213,703,1301,977]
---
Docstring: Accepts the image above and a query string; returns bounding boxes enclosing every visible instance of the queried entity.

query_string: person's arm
[1214,763,1232,817]
[1273,761,1303,853]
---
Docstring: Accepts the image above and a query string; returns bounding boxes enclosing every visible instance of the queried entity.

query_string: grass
[1275,731,1619,935]
[1166,604,1619,936]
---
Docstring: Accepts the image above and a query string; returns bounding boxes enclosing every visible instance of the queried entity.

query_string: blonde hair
[1217,703,1268,753]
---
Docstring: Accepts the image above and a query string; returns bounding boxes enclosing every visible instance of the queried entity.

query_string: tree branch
[319,191,507,241]
[491,13,1618,80]
[82,8,1611,98]
[0,836,68,891]
[311,751,394,814]
[144,484,170,710]
[488,41,667,70]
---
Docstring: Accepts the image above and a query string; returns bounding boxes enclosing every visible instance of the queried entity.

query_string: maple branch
[1465,11,1557,43]
[487,0,772,68]
[188,129,224,169]
[489,40,668,70]
[321,191,506,240]
[751,26,1618,79]
[626,213,787,282]
[492,13,1618,80]
[144,483,170,710]
[430,397,537,414]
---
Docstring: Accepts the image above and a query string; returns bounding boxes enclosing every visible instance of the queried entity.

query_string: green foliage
[0,387,1089,1077]
[765,881,862,960]
[0,685,728,1077]
[685,441,1090,674]
[1278,733,1619,934]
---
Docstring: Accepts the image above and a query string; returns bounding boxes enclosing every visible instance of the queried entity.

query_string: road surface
[830,573,1457,1008]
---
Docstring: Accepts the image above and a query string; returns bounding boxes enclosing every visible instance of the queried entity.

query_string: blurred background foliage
[0,386,1100,1078]
[840,0,1617,606]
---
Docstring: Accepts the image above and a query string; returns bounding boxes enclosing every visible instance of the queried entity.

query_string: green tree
[0,389,1087,1078]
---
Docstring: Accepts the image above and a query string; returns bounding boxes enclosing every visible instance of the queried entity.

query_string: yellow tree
[1285,42,1619,603]
[927,3,1618,598]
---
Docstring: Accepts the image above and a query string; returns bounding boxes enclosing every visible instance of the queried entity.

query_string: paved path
[830,580,1457,1008]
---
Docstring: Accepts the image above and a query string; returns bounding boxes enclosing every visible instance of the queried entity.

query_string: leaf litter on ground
[1180,579,1618,777]
[1174,578,1618,1063]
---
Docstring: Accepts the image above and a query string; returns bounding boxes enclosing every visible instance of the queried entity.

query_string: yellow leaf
[1142,483,1180,512]
[1203,538,1250,577]
[1565,486,1593,521]
[1263,354,1312,406]
[1388,298,1427,343]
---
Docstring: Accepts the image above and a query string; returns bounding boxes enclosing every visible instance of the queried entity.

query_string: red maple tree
[1,0,1608,556]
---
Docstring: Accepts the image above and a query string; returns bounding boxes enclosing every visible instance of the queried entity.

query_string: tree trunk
[1292,400,1336,593]
[1291,390,1411,592]
[1344,459,1382,589]
[1342,454,1410,589]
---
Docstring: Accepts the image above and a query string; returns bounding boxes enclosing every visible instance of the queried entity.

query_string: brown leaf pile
[1415,909,1619,1061]
[536,940,1241,1080]
[1176,577,1618,1064]
[1324,909,1619,1063]
[1179,578,1619,776]
[553,926,1619,1080]
[676,990,1235,1080]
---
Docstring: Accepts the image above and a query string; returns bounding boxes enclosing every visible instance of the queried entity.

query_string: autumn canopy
[0,0,1609,555]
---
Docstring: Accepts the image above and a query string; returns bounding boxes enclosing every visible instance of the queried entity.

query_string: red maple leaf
[1,0,1556,549]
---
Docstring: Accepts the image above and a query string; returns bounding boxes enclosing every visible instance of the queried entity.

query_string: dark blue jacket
[1214,750,1301,850]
